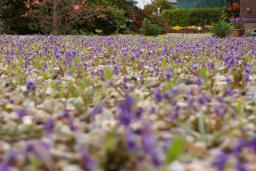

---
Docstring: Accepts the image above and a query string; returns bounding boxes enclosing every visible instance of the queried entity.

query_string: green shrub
[142,19,161,36]
[161,8,223,26]
[212,22,232,38]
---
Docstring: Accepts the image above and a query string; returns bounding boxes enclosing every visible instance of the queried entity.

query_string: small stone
[62,164,82,171]
[22,115,33,125]
[168,161,186,171]
[38,99,54,113]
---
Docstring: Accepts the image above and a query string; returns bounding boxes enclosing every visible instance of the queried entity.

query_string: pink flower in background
[74,4,80,11]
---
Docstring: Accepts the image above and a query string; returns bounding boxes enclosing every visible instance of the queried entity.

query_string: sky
[136,0,152,9]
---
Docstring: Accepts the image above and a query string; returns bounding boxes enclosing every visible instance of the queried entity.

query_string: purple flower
[25,141,53,169]
[5,150,18,163]
[90,102,104,117]
[125,130,137,151]
[68,118,77,132]
[247,137,256,154]
[154,88,162,101]
[167,86,179,97]
[141,124,163,167]
[165,71,172,81]
[16,108,27,119]
[26,80,36,90]
[170,104,180,120]
[5,55,13,63]
[150,149,163,167]
[194,75,204,86]
[113,64,121,75]
[207,62,215,70]
[233,139,248,155]
[223,55,234,70]
[198,93,209,105]
[54,50,61,59]
[0,163,10,171]
[236,163,247,171]
[118,96,134,126]
[225,87,233,96]
[141,124,157,154]
[80,149,96,171]
[135,107,144,119]
[100,69,105,81]
[0,150,19,170]
[214,105,226,116]
[60,109,70,118]
[43,118,55,134]
[65,51,75,65]
[212,152,229,171]
[243,62,253,82]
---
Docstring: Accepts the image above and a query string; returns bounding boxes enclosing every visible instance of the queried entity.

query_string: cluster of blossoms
[0,35,255,171]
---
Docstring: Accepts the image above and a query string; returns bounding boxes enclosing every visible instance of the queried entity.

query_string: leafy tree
[0,0,33,34]
[26,0,108,34]
[0,0,144,34]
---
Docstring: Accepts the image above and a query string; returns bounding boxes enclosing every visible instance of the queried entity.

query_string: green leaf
[34,58,41,69]
[198,111,206,142]
[104,67,113,80]
[29,155,42,169]
[162,57,167,67]
[166,136,186,164]
[200,68,208,82]
[235,101,244,114]
[95,29,103,34]
[165,81,175,90]
[68,81,77,97]
[104,130,117,151]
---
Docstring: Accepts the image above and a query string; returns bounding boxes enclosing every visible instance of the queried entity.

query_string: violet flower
[125,130,137,151]
[207,62,215,70]
[223,55,234,70]
[0,163,10,171]
[135,107,144,119]
[141,123,163,167]
[43,118,55,134]
[80,149,96,171]
[113,64,121,75]
[16,108,27,119]
[194,75,204,86]
[90,102,104,117]
[154,88,162,102]
[118,96,134,126]
[235,163,247,171]
[26,79,36,90]
[5,55,13,63]
[212,152,229,171]
[214,105,226,116]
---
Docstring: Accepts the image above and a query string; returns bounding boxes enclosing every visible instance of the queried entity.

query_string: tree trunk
[53,0,59,34]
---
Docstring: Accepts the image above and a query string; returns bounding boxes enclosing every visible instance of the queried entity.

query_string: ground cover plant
[0,34,256,171]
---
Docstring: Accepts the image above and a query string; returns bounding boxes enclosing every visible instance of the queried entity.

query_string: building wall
[240,0,256,31]
[177,0,226,8]
[240,0,256,18]
[176,0,242,8]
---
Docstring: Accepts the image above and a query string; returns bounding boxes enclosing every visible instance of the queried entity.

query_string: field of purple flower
[0,34,256,171]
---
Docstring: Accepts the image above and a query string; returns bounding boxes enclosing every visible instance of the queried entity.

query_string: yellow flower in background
[206,25,213,29]
[197,27,202,31]
[172,26,183,31]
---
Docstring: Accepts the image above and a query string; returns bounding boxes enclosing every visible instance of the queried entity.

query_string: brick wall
[245,23,256,29]
[240,0,256,18]
[240,0,256,30]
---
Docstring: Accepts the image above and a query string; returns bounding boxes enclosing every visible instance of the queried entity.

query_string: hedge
[161,8,223,26]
